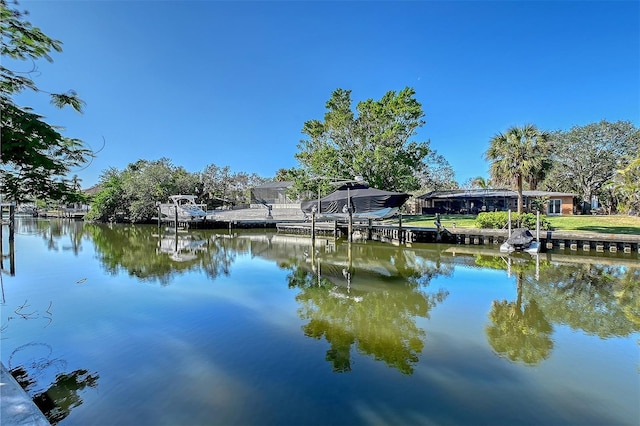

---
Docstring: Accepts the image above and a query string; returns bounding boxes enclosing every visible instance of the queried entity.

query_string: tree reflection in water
[9,343,99,425]
[486,270,553,365]
[29,220,638,372]
[286,241,451,374]
[482,252,640,365]
[85,224,241,285]
[16,218,87,255]
[522,262,640,338]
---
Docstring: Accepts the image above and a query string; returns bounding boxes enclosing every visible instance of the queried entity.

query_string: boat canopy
[301,184,410,215]
[505,228,534,247]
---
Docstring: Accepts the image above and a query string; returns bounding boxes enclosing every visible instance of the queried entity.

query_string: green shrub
[476,212,552,230]
[475,211,509,229]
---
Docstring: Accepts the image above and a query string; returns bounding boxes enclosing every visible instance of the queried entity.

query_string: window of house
[548,199,562,215]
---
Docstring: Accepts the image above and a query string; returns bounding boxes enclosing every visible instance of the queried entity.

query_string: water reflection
[475,250,640,365]
[85,224,241,285]
[522,261,640,338]
[22,221,640,371]
[487,271,553,365]
[8,343,99,425]
[285,241,451,374]
[84,225,455,373]
[470,254,554,365]
[16,218,86,254]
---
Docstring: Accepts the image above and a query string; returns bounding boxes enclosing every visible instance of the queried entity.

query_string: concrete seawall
[1,362,49,425]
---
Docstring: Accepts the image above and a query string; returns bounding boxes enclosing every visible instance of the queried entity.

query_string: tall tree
[87,159,200,222]
[606,156,640,215]
[295,87,431,195]
[84,168,126,222]
[415,151,458,193]
[485,124,551,214]
[121,158,199,222]
[1,0,93,202]
[542,120,640,206]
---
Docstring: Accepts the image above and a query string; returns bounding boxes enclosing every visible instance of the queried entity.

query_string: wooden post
[174,205,178,230]
[311,212,316,242]
[348,210,353,242]
[398,213,403,243]
[8,204,15,242]
[0,206,3,259]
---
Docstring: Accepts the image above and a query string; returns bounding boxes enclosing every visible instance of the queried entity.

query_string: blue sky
[11,0,639,188]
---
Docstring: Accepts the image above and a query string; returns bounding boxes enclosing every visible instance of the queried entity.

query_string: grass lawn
[399,214,640,235]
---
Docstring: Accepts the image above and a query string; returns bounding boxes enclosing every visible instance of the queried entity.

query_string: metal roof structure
[418,189,576,199]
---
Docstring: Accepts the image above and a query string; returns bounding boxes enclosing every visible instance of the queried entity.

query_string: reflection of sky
[2,227,638,425]
[425,266,514,339]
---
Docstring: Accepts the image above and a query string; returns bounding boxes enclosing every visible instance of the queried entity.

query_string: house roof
[418,189,576,199]
[82,184,102,195]
[521,190,576,197]
[253,181,293,189]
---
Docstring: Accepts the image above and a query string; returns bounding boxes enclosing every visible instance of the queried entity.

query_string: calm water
[1,218,638,425]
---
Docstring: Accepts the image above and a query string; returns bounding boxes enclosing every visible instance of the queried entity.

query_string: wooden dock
[446,228,640,254]
[276,220,640,255]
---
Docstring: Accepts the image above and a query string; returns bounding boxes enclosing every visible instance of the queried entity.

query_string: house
[417,189,576,215]
[250,181,300,209]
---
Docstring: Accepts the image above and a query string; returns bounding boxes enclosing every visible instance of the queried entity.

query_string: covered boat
[301,184,410,220]
[500,228,535,253]
[160,195,207,221]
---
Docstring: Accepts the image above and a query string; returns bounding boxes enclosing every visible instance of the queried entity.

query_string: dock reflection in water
[1,219,638,425]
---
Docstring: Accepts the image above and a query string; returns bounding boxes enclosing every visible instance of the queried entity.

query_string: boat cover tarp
[301,184,410,215]
[506,228,534,247]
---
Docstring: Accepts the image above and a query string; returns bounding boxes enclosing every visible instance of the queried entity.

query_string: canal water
[1,218,638,425]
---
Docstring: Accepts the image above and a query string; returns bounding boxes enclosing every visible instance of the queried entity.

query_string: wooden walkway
[276,221,640,255]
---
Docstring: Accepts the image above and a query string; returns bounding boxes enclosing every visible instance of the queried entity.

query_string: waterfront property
[276,219,640,254]
[1,217,638,425]
[249,180,300,209]
[158,195,207,222]
[418,189,576,215]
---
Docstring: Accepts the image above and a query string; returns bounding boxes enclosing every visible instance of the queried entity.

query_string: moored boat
[160,195,207,221]
[500,228,536,253]
[301,184,410,220]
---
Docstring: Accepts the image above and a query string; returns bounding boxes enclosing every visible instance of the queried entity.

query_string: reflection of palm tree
[486,272,553,365]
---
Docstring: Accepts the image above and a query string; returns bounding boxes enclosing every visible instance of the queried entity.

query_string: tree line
[482,120,639,214]
[85,160,265,222]
[2,0,639,221]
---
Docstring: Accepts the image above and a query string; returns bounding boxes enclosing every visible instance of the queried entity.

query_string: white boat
[160,195,207,221]
[157,234,207,262]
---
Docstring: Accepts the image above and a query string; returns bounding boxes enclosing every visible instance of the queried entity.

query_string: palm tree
[485,124,550,214]
[470,176,491,189]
